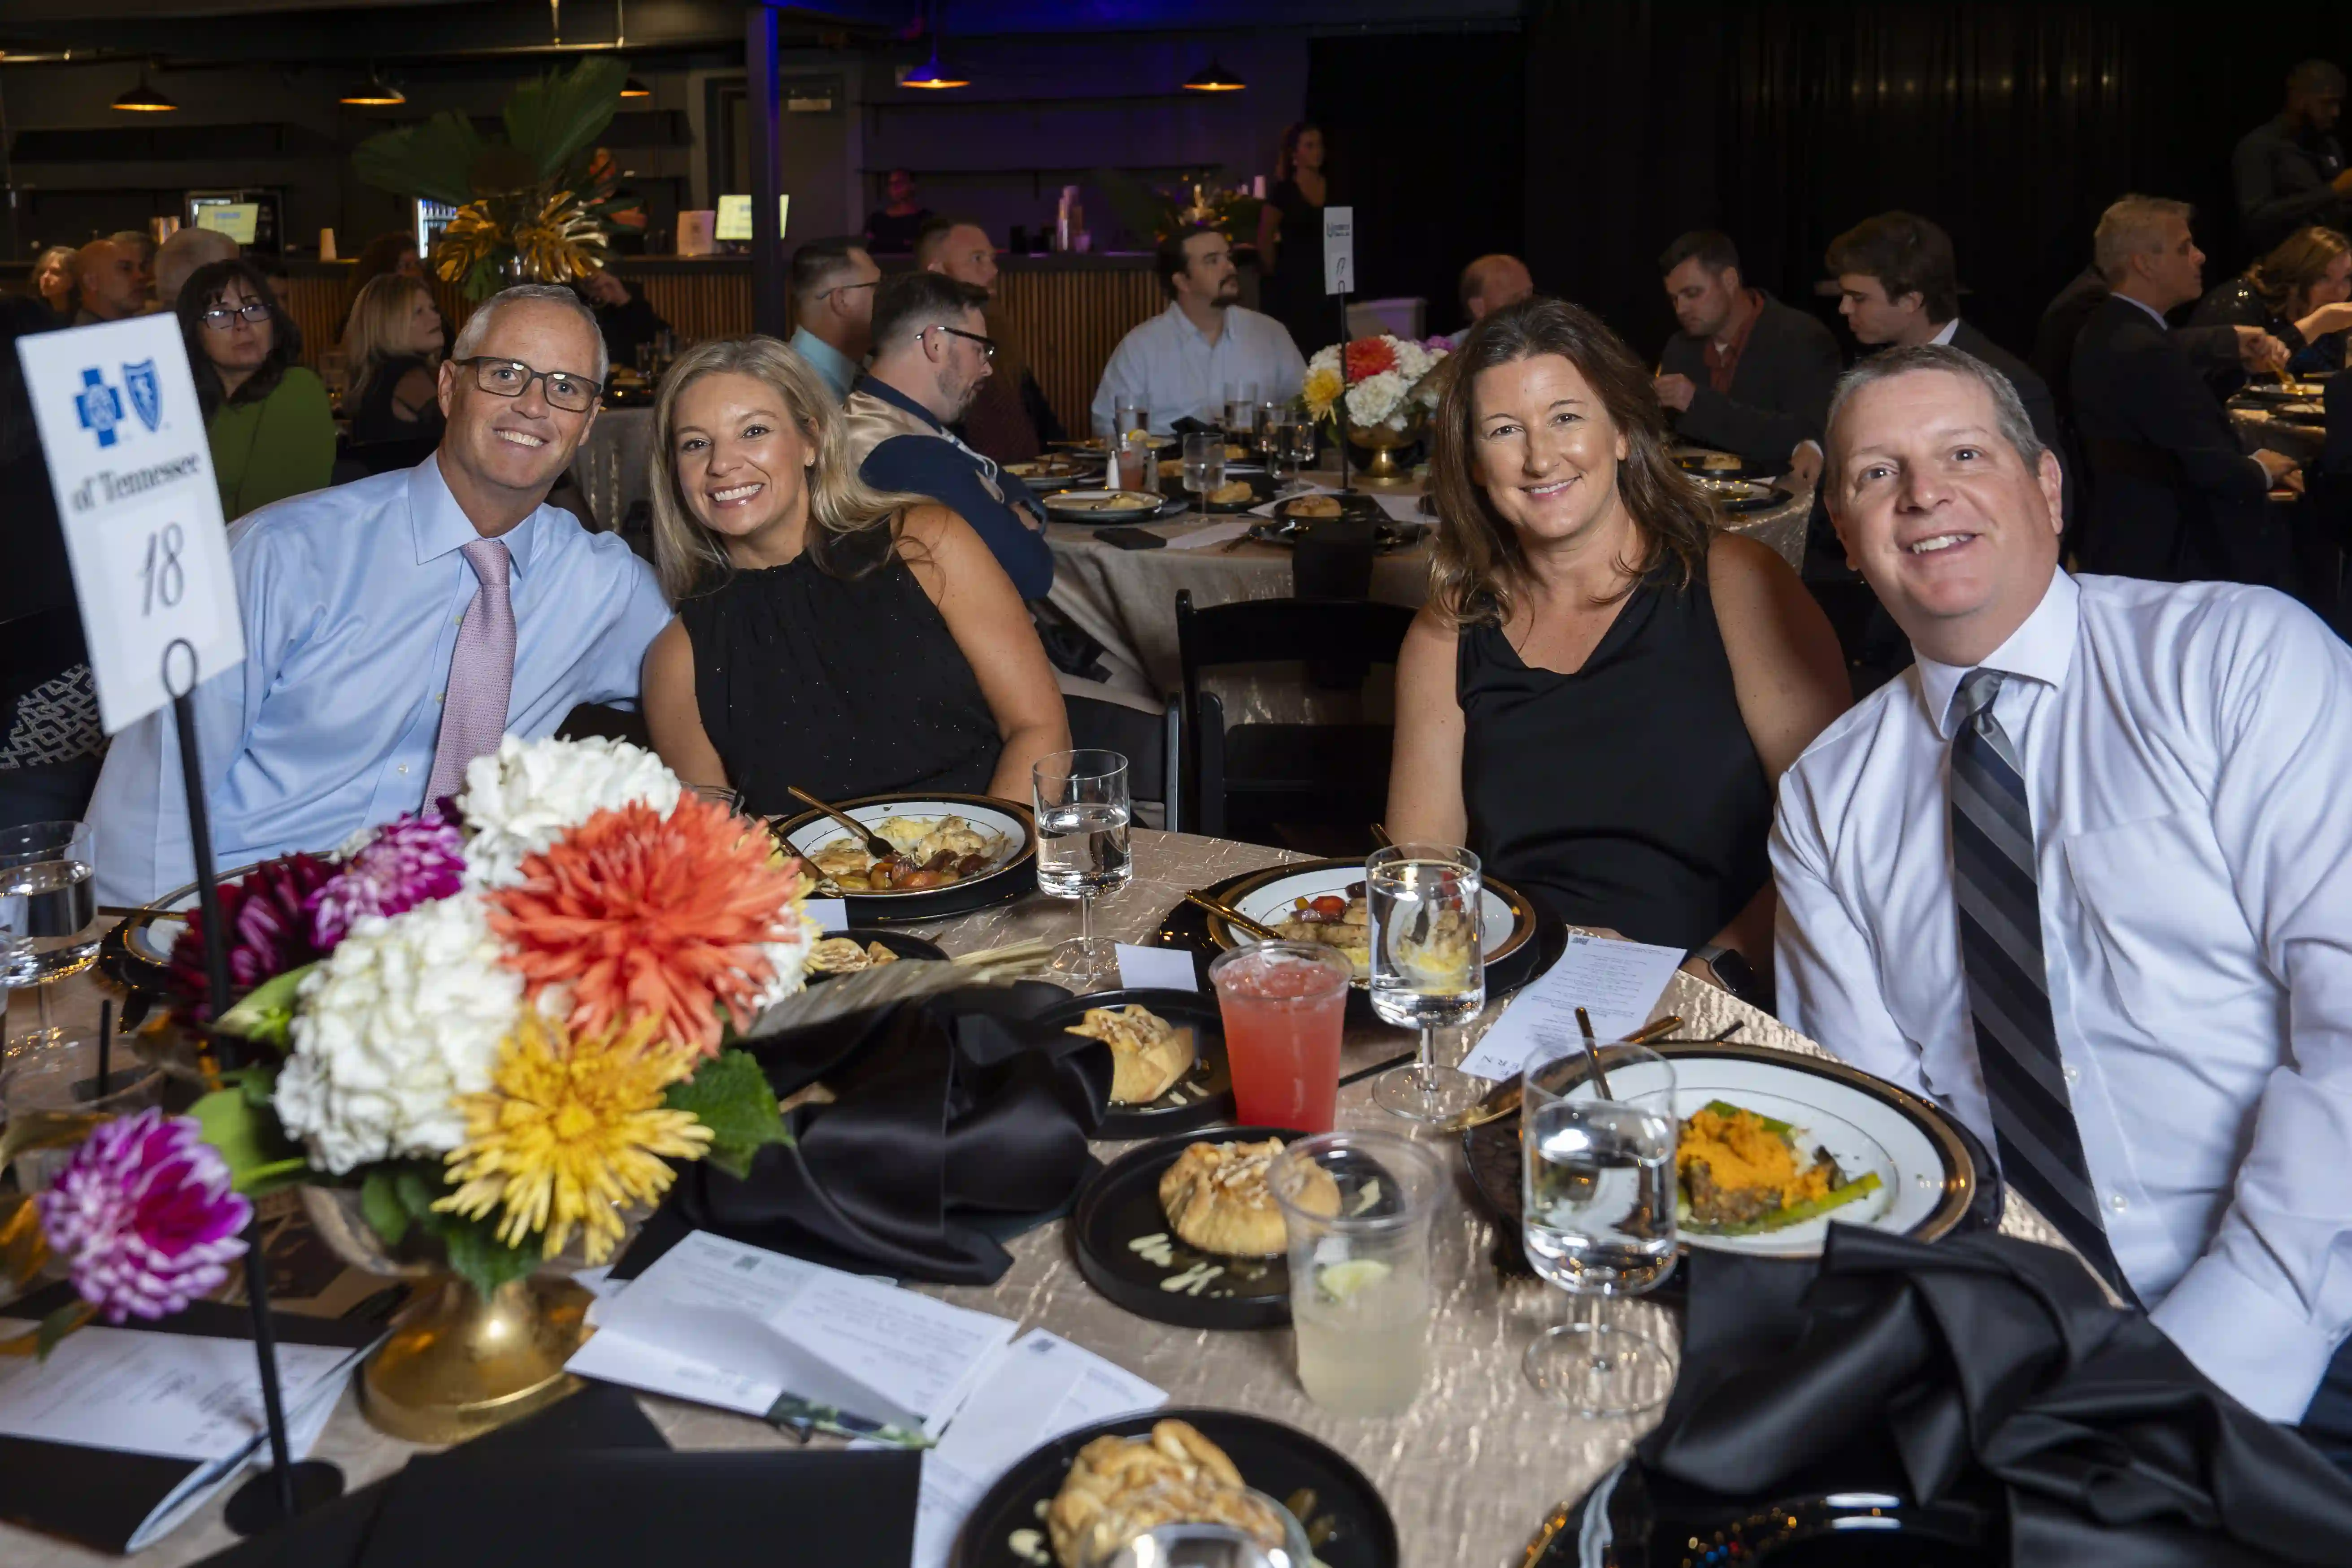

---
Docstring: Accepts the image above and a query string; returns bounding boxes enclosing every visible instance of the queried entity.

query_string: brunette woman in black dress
[1385,298,1849,986]
[639,337,1069,811]
[1257,122,1338,357]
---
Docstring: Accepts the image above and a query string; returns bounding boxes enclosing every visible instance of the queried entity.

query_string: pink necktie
[423,538,516,808]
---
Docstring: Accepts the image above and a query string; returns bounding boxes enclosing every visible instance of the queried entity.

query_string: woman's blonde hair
[343,273,438,409]
[1427,296,1716,628]
[650,335,927,601]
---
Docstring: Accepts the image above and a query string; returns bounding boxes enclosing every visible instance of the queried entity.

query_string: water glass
[1364,843,1487,1125]
[1262,414,1304,490]
[1208,942,1352,1131]
[1271,1129,1443,1416]
[1078,1495,1313,1568]
[1222,380,1261,439]
[1034,750,1133,990]
[1520,1041,1680,1414]
[634,341,657,378]
[1181,432,1226,519]
[1114,397,1151,441]
[1113,437,1151,493]
[1,821,100,1060]
[1285,419,1318,478]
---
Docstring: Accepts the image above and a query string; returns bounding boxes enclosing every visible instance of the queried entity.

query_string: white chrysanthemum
[275,893,524,1173]
[1346,370,1412,429]
[1306,343,1342,377]
[457,735,682,887]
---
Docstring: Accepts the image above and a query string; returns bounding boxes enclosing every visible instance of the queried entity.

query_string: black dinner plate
[1070,1124,1309,1329]
[1031,987,1235,1140]
[2235,379,2329,405]
[1672,448,1778,481]
[1691,477,1796,514]
[1037,487,1183,522]
[1263,491,1390,526]
[1247,516,1426,553]
[768,794,1036,925]
[1157,469,1278,512]
[804,927,948,982]
[949,1407,1399,1568]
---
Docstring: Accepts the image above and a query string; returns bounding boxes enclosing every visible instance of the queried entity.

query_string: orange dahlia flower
[487,796,804,1057]
[1343,336,1397,381]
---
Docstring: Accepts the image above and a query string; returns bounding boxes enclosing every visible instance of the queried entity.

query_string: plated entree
[1675,1101,1881,1234]
[802,814,1004,893]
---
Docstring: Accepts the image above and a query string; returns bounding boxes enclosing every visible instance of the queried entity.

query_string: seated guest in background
[345,273,447,446]
[30,246,76,323]
[2071,196,2296,584]
[343,230,424,326]
[1091,227,1305,438]
[2233,59,2352,254]
[107,231,157,308]
[154,228,239,319]
[918,216,1065,461]
[1777,344,2352,1472]
[864,168,933,256]
[1654,230,1843,484]
[1385,297,1849,978]
[2188,225,2352,396]
[2034,260,2287,422]
[786,237,881,401]
[578,268,671,373]
[71,239,147,324]
[89,284,666,905]
[642,337,1069,810]
[178,259,336,522]
[842,273,1053,600]
[1459,254,1535,327]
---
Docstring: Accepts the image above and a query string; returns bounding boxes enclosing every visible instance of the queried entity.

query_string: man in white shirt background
[1089,227,1305,438]
[1771,342,2352,1474]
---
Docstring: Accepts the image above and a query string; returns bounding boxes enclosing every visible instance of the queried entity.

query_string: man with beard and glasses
[87,285,669,903]
[1090,227,1305,438]
[841,271,1054,599]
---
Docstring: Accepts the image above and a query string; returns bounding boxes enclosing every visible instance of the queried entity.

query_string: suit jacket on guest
[2070,295,2279,586]
[2035,267,2265,421]
[1659,292,1843,468]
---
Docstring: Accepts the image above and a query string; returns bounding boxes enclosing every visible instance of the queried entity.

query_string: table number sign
[1323,206,1356,295]
[14,315,243,733]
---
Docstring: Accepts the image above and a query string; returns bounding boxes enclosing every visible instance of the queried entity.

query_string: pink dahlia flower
[306,812,465,949]
[36,1110,251,1323]
[167,853,334,1018]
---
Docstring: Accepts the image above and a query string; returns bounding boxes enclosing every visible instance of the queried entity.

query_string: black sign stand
[1333,291,1353,494]
[158,640,345,1536]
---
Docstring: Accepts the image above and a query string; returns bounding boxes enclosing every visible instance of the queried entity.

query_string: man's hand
[1786,441,1824,492]
[582,271,630,308]
[2255,448,2301,491]
[1654,373,1697,412]
[2234,326,2292,374]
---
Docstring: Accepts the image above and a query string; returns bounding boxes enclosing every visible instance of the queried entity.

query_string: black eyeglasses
[199,301,272,331]
[455,356,604,413]
[926,325,997,360]
[816,278,880,302]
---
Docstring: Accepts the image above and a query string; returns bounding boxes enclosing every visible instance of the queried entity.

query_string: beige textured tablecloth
[1,830,2080,1568]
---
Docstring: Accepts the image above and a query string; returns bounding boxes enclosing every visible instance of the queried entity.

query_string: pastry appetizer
[1157,1137,1337,1259]
[1046,1420,1287,1568]
[1063,1004,1196,1104]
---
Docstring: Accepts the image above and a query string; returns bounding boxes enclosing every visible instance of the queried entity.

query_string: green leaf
[504,57,626,180]
[664,1050,793,1180]
[352,111,487,205]
[392,1164,441,1221]
[189,1087,309,1195]
[360,1170,410,1251]
[212,964,315,1050]
[418,1205,538,1300]
[228,1063,278,1107]
[35,1302,88,1361]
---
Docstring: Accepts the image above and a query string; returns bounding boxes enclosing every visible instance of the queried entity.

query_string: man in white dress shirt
[1089,228,1305,438]
[1772,342,2352,1472]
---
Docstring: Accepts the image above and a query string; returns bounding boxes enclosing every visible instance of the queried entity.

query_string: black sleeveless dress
[350,354,445,446]
[1457,570,1773,951]
[677,536,1000,814]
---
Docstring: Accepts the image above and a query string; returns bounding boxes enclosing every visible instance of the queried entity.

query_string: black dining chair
[1058,676,1183,833]
[1173,589,1416,840]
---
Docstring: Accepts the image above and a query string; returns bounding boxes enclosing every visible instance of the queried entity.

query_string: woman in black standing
[1256,122,1338,356]
[1384,298,1849,985]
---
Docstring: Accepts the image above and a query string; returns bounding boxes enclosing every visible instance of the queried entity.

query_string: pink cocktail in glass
[1209,942,1354,1131]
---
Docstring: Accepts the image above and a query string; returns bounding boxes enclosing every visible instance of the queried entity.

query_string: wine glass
[1033,750,1133,991]
[1,820,101,1062]
[1365,843,1488,1125]
[1181,433,1226,521]
[1520,1040,1680,1414]
[1284,418,1319,485]
[1263,412,1306,494]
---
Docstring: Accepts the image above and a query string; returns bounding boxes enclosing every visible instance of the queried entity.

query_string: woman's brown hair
[2247,226,2352,317]
[1426,295,1715,628]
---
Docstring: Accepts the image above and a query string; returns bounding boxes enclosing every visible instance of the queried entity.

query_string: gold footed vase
[1345,412,1425,490]
[302,1186,605,1444]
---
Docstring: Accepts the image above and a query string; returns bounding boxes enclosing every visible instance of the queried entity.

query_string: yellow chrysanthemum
[435,1012,710,1264]
[1301,364,1343,421]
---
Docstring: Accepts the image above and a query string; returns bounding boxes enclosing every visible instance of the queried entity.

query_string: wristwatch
[1688,943,1767,1010]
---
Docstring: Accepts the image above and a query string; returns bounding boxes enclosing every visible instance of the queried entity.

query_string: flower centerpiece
[1300,334,1450,486]
[162,735,811,1439]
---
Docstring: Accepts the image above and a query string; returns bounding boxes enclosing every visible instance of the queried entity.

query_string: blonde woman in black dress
[640,336,1069,810]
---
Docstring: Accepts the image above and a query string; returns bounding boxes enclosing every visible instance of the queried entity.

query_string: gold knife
[1183,890,1284,943]
[1455,1013,1684,1130]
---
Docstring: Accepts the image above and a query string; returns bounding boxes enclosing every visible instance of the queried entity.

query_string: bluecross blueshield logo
[74,367,124,448]
[124,359,162,432]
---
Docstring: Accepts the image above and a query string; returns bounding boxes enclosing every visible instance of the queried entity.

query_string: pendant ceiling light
[901,0,968,90]
[1183,59,1246,93]
[615,0,647,95]
[341,69,405,106]
[112,65,177,113]
[620,77,652,98]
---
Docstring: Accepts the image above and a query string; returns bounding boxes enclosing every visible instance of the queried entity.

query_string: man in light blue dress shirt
[1774,343,2352,1472]
[88,285,670,904]
[1090,229,1306,437]
[784,237,880,401]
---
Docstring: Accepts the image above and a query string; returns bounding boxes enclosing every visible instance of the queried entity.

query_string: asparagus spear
[1693,1172,1885,1236]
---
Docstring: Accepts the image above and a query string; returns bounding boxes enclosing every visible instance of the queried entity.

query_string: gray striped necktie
[1948,667,2139,1305]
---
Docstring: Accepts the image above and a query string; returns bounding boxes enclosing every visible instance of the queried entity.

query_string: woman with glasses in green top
[175,258,336,521]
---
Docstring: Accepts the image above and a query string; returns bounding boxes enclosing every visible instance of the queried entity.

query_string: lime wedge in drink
[1316,1259,1392,1303]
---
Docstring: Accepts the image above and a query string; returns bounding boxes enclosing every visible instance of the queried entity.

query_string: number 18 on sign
[14,316,242,732]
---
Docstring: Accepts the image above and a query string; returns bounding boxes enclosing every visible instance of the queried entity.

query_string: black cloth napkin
[636,984,1110,1286]
[1641,1224,2352,1566]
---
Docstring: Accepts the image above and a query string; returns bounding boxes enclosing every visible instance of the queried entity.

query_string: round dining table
[0,828,2087,1568]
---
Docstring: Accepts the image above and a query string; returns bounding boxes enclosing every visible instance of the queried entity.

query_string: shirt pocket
[2060,811,2265,1035]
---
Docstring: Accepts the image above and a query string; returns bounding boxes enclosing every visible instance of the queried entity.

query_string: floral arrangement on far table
[1301,334,1449,432]
[167,736,811,1297]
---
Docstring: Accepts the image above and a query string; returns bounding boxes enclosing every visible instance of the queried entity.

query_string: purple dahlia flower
[166,852,335,1018]
[36,1110,252,1323]
[305,811,465,948]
